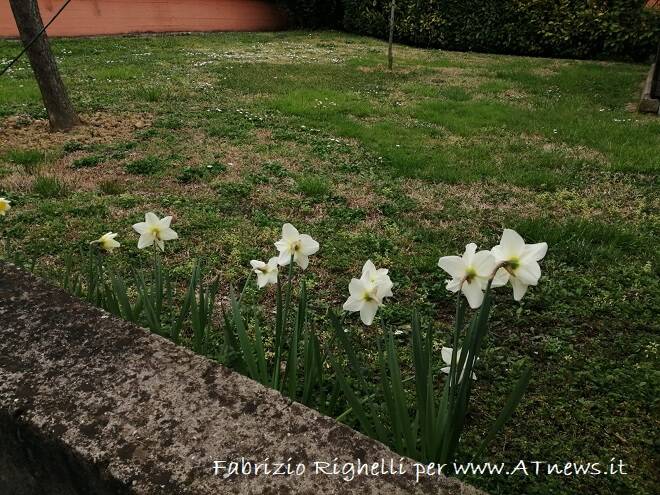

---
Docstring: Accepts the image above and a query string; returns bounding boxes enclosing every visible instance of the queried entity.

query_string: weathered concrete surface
[0,262,483,495]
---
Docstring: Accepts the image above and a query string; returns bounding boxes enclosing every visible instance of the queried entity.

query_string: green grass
[0,31,658,495]
[3,148,45,174]
[125,155,167,175]
[32,176,68,198]
[297,176,330,197]
[72,155,104,169]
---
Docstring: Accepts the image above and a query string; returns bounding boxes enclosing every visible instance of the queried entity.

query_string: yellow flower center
[465,267,477,283]
[506,257,520,273]
[0,202,7,212]
[361,287,377,302]
[150,226,162,239]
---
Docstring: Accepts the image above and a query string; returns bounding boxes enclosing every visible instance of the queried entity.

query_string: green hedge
[341,0,660,60]
[276,0,343,28]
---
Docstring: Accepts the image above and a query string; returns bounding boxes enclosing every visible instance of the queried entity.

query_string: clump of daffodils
[132,212,178,251]
[343,260,394,325]
[438,229,547,308]
[0,198,10,216]
[90,232,120,254]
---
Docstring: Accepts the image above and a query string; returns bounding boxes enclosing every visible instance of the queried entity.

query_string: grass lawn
[1,31,658,494]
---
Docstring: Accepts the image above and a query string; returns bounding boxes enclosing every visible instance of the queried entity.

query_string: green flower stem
[273,254,295,390]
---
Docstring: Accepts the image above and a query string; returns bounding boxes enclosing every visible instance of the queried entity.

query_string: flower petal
[299,234,319,255]
[256,273,268,288]
[132,221,148,234]
[343,295,363,312]
[499,229,525,257]
[522,242,548,262]
[472,250,496,277]
[137,233,154,249]
[491,267,510,287]
[438,255,465,278]
[510,277,528,301]
[160,216,173,228]
[445,277,461,293]
[250,260,265,270]
[159,227,178,241]
[281,223,299,241]
[462,281,485,309]
[277,250,292,266]
[516,260,541,286]
[267,256,279,268]
[361,259,376,277]
[441,346,453,366]
[359,301,379,325]
[462,242,478,264]
[348,278,366,297]
[145,212,160,226]
[295,253,309,270]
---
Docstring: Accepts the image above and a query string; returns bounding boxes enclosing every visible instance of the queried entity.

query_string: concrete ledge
[0,262,482,495]
[638,62,659,114]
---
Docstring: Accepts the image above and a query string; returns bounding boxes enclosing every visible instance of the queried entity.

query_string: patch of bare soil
[0,112,153,151]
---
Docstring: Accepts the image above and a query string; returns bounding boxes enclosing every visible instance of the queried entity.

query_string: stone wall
[0,262,482,495]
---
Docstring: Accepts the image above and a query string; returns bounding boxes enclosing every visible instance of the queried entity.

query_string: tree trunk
[9,0,80,131]
[387,1,395,70]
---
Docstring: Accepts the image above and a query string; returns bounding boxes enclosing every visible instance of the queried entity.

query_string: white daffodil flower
[343,260,394,325]
[361,259,394,298]
[343,278,383,326]
[90,232,120,253]
[438,243,497,309]
[0,197,11,216]
[440,346,477,382]
[491,229,548,301]
[132,212,178,251]
[250,257,279,288]
[274,223,319,270]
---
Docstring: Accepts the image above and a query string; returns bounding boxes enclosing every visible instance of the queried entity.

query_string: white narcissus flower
[0,197,11,216]
[250,257,279,288]
[361,259,393,298]
[491,229,548,301]
[132,212,178,251]
[343,260,394,325]
[274,223,319,270]
[438,243,497,309]
[440,346,477,382]
[90,232,120,253]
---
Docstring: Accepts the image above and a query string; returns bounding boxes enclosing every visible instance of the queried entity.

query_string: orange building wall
[0,0,287,38]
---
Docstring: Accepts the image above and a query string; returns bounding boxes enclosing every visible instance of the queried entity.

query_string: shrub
[276,0,343,28]
[341,0,660,60]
